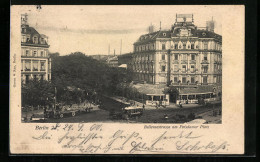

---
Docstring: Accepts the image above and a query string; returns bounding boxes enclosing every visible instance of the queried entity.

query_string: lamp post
[54,87,57,111]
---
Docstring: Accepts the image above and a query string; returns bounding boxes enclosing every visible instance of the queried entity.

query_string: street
[23,96,221,123]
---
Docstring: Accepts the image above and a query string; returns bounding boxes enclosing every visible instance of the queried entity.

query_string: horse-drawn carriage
[30,103,94,121]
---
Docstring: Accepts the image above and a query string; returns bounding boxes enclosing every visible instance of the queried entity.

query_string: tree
[22,80,54,107]
[50,52,134,104]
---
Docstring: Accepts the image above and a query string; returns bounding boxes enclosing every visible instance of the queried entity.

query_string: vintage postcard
[10,5,244,154]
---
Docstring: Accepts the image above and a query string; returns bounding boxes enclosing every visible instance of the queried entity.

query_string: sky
[17,5,222,56]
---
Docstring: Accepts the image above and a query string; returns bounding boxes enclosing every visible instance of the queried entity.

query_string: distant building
[21,13,51,83]
[120,14,222,104]
[118,52,133,67]
[89,55,109,62]
[106,56,119,67]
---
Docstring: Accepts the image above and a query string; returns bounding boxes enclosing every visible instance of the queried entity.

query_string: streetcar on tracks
[110,105,144,120]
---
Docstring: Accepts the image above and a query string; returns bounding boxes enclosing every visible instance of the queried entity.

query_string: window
[25,61,31,71]
[33,51,37,57]
[162,54,165,60]
[191,44,194,49]
[162,44,166,50]
[203,76,208,84]
[22,36,26,42]
[174,65,178,72]
[33,61,38,71]
[204,43,208,50]
[190,65,195,72]
[204,54,207,60]
[161,65,166,72]
[41,38,45,44]
[33,75,37,81]
[33,36,38,44]
[163,33,166,36]
[25,50,29,56]
[174,77,178,83]
[22,28,26,33]
[191,77,195,83]
[182,65,186,72]
[191,54,195,60]
[40,75,44,81]
[182,54,187,60]
[203,66,208,73]
[40,62,46,71]
[25,75,29,84]
[26,36,30,42]
[182,77,186,83]
[175,43,178,49]
[41,51,44,57]
[174,54,178,60]
[183,43,186,49]
[214,76,217,83]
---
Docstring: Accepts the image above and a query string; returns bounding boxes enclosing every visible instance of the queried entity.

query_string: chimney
[206,17,215,32]
[148,23,154,33]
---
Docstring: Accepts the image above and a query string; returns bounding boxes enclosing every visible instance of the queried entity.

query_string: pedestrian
[142,104,145,110]
[179,101,182,108]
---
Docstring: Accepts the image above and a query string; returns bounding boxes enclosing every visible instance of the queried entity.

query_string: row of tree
[22,52,136,107]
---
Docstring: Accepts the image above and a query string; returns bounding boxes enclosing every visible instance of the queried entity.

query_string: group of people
[155,100,166,109]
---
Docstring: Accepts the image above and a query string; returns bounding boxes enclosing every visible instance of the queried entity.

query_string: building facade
[119,14,222,104]
[125,14,222,86]
[21,14,51,83]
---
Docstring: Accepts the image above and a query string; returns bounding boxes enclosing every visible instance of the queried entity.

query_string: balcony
[173,60,179,64]
[189,60,196,64]
[181,60,188,64]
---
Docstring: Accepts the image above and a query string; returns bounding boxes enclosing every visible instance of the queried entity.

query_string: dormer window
[33,36,38,44]
[163,33,166,36]
[22,28,26,33]
[26,36,30,42]
[21,36,26,42]
[41,38,45,44]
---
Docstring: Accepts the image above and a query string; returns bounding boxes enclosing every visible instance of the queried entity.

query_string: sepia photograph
[20,6,222,124]
[10,5,245,154]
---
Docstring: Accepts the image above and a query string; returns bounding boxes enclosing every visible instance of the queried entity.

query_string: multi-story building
[120,14,222,104]
[21,14,51,83]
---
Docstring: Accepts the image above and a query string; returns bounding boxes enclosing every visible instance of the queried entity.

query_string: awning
[178,85,215,95]
[133,84,166,95]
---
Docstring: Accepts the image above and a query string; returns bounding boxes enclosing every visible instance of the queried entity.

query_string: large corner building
[119,14,222,104]
[21,14,51,83]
